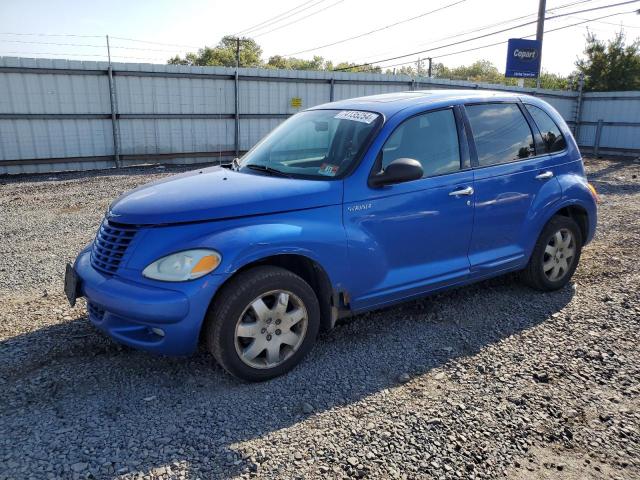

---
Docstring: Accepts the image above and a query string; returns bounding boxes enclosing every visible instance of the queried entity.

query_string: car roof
[309,89,536,118]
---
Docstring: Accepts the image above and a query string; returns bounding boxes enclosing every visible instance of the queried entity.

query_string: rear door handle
[535,171,554,180]
[449,186,474,196]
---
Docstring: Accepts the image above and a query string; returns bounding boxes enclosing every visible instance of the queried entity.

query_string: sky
[0,0,639,76]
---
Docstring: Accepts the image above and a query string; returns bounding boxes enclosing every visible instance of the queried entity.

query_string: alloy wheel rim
[234,290,308,369]
[543,228,576,282]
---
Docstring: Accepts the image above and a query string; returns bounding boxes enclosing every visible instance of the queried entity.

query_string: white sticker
[334,110,379,124]
[318,163,339,176]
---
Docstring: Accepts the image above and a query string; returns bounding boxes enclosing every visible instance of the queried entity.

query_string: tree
[168,36,262,67]
[575,31,640,91]
[523,70,569,90]
[266,55,327,70]
[165,36,575,90]
[330,62,382,73]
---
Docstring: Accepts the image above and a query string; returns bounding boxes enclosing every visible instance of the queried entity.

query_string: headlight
[142,249,221,282]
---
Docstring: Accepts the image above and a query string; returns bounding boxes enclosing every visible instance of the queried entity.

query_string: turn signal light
[587,183,600,203]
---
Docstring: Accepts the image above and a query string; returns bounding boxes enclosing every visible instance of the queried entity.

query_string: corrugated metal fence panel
[0,119,113,159]
[540,96,576,121]
[115,73,234,114]
[576,124,596,148]
[240,118,283,151]
[1,56,638,174]
[580,91,640,153]
[0,57,111,114]
[238,68,331,114]
[0,57,115,171]
[119,118,235,155]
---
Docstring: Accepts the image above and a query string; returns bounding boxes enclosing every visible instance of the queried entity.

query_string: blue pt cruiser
[66,90,598,381]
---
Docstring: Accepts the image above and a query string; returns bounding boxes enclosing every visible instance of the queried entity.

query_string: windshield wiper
[244,164,292,178]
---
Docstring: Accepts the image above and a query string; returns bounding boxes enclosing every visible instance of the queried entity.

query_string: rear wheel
[522,215,583,291]
[205,266,320,381]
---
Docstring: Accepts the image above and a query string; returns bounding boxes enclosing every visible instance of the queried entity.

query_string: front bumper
[74,248,225,356]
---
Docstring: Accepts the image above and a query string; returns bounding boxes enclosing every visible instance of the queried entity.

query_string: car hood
[108,166,343,225]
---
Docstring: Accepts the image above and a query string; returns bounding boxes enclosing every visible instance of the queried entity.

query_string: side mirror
[369,158,423,187]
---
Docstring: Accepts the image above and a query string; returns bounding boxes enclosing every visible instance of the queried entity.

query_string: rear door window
[525,104,566,153]
[465,103,535,167]
[381,108,461,178]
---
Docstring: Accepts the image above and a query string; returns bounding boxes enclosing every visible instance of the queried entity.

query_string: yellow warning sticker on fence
[290,97,302,108]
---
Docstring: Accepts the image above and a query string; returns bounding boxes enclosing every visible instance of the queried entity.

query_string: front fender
[123,206,349,291]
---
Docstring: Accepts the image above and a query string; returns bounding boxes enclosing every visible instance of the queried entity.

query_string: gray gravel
[1,158,639,480]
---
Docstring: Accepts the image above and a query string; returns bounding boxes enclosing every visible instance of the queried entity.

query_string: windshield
[239,109,381,179]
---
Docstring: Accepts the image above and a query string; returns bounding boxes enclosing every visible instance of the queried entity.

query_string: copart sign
[505,38,542,78]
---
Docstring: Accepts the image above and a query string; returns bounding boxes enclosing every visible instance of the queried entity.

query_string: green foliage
[167,36,583,91]
[575,31,640,91]
[523,71,569,90]
[385,59,568,90]
[265,55,327,70]
[330,62,382,73]
[441,60,505,83]
[168,36,262,67]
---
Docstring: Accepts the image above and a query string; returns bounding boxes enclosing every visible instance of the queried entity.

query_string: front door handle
[449,186,474,196]
[535,171,554,180]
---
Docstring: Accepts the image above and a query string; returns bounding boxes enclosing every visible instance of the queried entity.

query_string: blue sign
[505,38,541,78]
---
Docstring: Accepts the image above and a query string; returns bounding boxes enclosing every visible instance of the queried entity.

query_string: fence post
[594,119,604,158]
[329,78,335,102]
[106,35,121,168]
[234,68,240,158]
[573,73,585,143]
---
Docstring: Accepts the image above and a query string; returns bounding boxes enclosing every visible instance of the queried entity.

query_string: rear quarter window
[466,103,535,167]
[525,104,567,154]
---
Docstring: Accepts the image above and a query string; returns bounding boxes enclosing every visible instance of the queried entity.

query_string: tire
[204,266,320,382]
[522,215,583,291]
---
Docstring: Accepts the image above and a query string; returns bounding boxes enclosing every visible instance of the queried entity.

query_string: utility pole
[105,35,120,168]
[234,37,241,158]
[106,34,112,64]
[236,37,241,68]
[535,0,546,88]
[427,57,432,78]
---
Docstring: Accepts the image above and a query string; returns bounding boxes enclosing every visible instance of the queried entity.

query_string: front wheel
[522,215,583,291]
[205,266,320,381]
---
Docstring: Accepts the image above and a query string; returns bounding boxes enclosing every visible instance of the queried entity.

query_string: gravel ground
[0,157,638,480]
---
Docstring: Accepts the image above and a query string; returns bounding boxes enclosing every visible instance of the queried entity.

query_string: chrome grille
[90,218,138,275]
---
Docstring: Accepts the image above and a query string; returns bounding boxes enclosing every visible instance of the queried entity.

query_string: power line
[233,0,320,36]
[356,13,540,63]
[0,39,105,48]
[569,14,640,27]
[284,0,469,56]
[378,9,637,70]
[0,33,203,50]
[239,0,329,36]
[109,36,202,49]
[0,32,102,38]
[0,50,170,62]
[109,44,193,53]
[333,0,640,70]
[253,0,345,38]
[0,39,203,54]
[289,0,594,59]
[0,51,106,58]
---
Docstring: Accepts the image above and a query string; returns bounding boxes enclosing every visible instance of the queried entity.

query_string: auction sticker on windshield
[318,163,339,176]
[334,110,379,124]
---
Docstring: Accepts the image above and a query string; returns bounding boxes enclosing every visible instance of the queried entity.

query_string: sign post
[505,38,542,81]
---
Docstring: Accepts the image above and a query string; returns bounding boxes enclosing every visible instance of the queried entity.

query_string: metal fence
[0,56,638,174]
